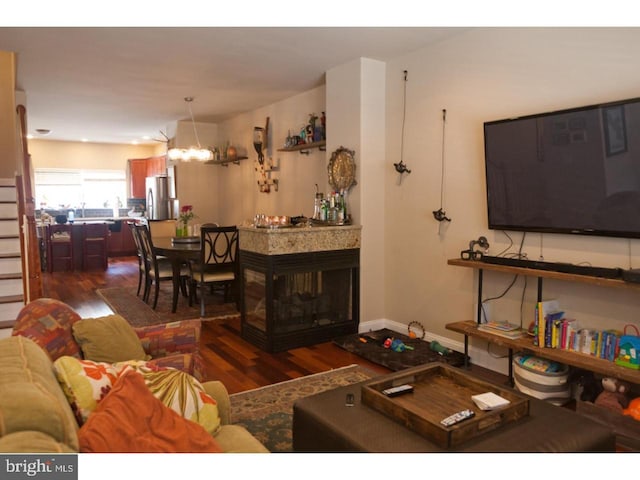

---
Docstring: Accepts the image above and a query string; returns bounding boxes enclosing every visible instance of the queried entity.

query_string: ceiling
[0,27,467,145]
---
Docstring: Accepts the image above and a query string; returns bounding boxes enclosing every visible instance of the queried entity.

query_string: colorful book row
[534,301,622,361]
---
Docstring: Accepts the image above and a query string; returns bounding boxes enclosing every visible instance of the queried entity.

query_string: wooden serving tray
[361,363,530,448]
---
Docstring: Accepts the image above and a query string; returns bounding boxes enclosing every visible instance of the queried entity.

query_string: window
[35,168,126,210]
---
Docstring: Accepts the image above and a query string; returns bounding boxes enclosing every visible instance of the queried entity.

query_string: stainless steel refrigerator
[145,175,170,220]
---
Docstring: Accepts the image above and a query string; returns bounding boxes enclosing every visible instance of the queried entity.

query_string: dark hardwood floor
[41,256,391,393]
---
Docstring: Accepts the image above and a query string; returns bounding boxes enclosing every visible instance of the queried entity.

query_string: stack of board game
[477,321,526,339]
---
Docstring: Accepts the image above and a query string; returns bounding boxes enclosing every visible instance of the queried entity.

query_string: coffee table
[292,368,616,452]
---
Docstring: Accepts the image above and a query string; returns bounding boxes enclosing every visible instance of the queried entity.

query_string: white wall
[327,58,387,325]
[383,27,640,350]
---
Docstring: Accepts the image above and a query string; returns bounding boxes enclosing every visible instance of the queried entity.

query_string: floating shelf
[277,140,326,155]
[204,156,248,166]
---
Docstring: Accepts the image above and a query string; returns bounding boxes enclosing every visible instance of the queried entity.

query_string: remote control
[382,384,414,397]
[440,409,475,427]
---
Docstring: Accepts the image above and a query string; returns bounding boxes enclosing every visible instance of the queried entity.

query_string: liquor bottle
[313,192,324,220]
[328,192,338,223]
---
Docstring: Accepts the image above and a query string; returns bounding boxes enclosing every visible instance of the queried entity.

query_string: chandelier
[167,97,213,162]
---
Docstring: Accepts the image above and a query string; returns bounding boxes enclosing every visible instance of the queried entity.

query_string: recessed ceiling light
[26,134,34,139]
[132,140,139,145]
[35,128,51,136]
[81,138,89,142]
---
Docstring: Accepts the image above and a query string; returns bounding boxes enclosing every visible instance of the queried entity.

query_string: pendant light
[167,97,213,162]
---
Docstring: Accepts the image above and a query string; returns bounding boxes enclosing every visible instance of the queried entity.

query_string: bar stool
[82,222,109,270]
[47,224,74,272]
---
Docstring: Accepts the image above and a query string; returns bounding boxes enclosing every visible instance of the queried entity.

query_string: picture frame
[603,105,627,156]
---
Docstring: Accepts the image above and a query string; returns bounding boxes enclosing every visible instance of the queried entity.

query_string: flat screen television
[484,96,640,239]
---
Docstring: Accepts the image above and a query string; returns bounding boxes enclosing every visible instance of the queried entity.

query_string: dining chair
[127,221,145,296]
[188,225,239,318]
[135,223,189,309]
[148,219,177,240]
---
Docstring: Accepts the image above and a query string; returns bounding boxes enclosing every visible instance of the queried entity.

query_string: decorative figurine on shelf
[594,377,631,414]
[177,205,196,237]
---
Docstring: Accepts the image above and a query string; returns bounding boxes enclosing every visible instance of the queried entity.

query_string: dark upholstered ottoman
[293,378,616,453]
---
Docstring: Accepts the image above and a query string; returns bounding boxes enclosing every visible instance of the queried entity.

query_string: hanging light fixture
[167,97,213,162]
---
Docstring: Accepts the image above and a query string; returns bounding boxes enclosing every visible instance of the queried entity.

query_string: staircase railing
[16,104,43,301]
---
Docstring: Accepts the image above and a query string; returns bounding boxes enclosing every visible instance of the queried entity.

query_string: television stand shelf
[446,258,640,386]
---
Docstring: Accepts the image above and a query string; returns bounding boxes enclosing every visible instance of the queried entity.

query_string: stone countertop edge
[238,224,361,255]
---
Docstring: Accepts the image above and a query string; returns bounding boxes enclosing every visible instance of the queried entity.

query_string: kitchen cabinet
[128,155,167,199]
[129,159,147,199]
[107,220,138,257]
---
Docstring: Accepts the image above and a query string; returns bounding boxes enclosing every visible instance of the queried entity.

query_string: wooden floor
[41,256,391,394]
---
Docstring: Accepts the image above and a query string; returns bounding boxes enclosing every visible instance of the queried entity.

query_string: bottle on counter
[328,192,338,223]
[320,199,329,221]
[313,192,324,220]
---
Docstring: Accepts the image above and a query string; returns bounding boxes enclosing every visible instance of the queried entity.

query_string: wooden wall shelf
[277,140,326,155]
[446,320,640,385]
[448,258,640,291]
[204,156,248,166]
[447,257,640,386]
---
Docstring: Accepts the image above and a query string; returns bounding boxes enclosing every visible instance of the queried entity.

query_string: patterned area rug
[97,284,239,327]
[332,328,468,371]
[229,364,375,452]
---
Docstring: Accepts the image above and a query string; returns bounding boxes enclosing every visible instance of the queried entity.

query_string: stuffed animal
[594,377,631,413]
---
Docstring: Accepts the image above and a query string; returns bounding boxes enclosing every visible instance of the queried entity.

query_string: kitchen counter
[38,218,141,271]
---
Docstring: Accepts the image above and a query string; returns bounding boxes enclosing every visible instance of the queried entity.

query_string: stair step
[0,294,24,304]
[0,273,22,280]
[0,252,20,258]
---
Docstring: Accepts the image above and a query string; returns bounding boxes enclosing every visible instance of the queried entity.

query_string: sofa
[0,299,268,453]
[11,298,206,381]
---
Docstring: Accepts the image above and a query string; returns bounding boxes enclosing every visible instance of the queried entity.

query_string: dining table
[152,236,201,313]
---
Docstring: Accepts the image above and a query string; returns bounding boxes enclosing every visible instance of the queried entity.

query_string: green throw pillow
[72,315,150,363]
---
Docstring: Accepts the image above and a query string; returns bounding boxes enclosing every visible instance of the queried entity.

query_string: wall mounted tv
[484,96,640,239]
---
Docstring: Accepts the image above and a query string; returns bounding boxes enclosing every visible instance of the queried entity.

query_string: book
[536,299,562,348]
[478,324,526,339]
[471,392,511,411]
[480,320,522,332]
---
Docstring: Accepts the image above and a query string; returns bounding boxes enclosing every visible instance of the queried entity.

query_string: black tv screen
[484,97,640,239]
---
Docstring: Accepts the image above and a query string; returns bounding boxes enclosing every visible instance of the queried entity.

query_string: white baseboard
[358,318,510,376]
[0,328,12,340]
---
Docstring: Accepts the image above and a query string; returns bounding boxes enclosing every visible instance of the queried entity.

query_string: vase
[176,222,188,237]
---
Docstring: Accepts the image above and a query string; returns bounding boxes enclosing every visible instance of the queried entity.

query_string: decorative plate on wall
[328,146,357,191]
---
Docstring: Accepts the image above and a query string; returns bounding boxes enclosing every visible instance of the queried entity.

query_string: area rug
[97,285,239,327]
[229,364,375,452]
[332,328,468,372]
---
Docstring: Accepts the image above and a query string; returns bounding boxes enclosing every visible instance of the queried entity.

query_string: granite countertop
[238,224,361,255]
